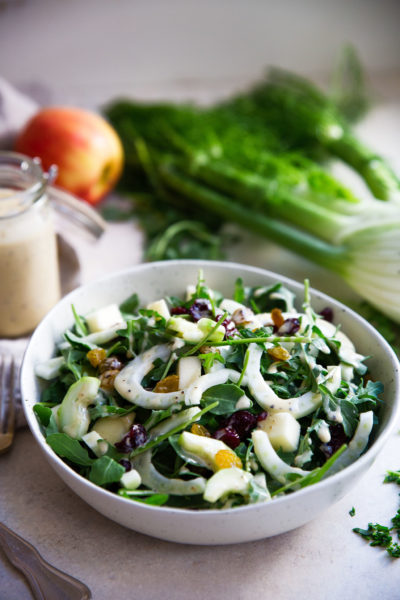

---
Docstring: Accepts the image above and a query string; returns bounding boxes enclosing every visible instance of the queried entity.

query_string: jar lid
[0,151,106,238]
[0,151,56,218]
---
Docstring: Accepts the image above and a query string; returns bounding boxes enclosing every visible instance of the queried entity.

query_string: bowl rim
[21,259,400,517]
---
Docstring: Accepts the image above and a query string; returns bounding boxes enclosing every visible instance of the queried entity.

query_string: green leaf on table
[89,455,125,486]
[384,470,400,485]
[201,383,244,414]
[46,433,94,466]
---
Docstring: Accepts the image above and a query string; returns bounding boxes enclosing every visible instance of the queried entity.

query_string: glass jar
[0,153,61,337]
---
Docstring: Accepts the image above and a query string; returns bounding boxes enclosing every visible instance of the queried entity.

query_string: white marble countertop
[1,74,400,598]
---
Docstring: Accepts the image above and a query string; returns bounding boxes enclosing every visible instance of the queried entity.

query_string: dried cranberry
[277,318,300,336]
[222,317,238,339]
[319,307,334,322]
[119,459,132,472]
[320,424,348,458]
[213,426,241,449]
[115,424,148,453]
[189,299,213,321]
[171,306,190,316]
[257,411,268,422]
[224,410,258,439]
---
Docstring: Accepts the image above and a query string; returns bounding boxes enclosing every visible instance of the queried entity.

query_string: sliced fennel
[34,274,383,511]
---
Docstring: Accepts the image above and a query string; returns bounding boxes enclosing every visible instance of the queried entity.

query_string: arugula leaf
[129,401,218,457]
[201,384,244,415]
[116,320,136,357]
[88,404,135,421]
[271,444,347,496]
[71,304,88,337]
[141,357,170,388]
[89,456,125,486]
[46,433,94,466]
[33,404,53,427]
[234,277,245,303]
[359,380,384,402]
[198,352,225,371]
[270,285,296,313]
[340,398,359,437]
[247,283,281,312]
[34,404,60,436]
[248,478,270,503]
[134,493,169,505]
[119,293,139,315]
[118,489,170,505]
[139,308,167,327]
[168,434,205,467]
[63,348,86,381]
[41,379,68,405]
[64,331,97,352]
[144,406,178,429]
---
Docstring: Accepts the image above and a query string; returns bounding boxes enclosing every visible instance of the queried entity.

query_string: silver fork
[0,355,16,455]
[0,522,92,599]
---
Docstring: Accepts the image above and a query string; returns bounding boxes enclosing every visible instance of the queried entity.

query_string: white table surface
[1,77,400,599]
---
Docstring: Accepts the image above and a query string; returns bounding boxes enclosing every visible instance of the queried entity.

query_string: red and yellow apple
[15,106,124,205]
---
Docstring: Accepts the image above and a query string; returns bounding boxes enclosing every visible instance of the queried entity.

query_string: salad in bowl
[22,261,399,544]
[32,270,382,510]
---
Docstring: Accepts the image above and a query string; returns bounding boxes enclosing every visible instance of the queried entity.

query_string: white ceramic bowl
[21,260,400,545]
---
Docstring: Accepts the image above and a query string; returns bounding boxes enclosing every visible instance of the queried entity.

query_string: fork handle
[0,522,91,599]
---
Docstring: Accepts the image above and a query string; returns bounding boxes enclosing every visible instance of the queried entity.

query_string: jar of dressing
[0,153,61,337]
[0,152,107,338]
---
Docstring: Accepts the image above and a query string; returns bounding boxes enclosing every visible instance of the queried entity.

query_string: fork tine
[7,359,16,433]
[0,356,16,453]
[0,357,6,431]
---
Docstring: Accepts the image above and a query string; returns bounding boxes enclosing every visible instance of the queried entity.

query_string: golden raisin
[154,374,180,393]
[100,369,120,391]
[191,423,211,437]
[271,307,285,329]
[267,346,291,361]
[215,449,242,470]
[87,348,107,367]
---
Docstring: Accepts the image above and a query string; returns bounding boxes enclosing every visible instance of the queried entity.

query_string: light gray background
[1,0,400,98]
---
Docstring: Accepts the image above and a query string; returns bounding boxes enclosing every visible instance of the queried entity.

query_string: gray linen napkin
[0,76,39,148]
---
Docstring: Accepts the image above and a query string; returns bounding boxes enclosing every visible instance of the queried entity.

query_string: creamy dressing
[0,189,60,337]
